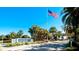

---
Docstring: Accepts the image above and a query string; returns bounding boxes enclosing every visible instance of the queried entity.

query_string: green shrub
[19,43,24,45]
[5,42,34,47]
[25,42,34,45]
[12,43,17,46]
[6,43,22,47]
[64,47,77,51]
[0,41,2,44]
[6,43,12,47]
[15,43,21,46]
[25,42,29,45]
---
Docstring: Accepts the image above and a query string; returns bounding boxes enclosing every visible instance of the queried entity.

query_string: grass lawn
[64,47,77,51]
[0,41,2,44]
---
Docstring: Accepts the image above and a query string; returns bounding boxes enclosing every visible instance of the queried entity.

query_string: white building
[11,38,33,43]
[58,35,68,40]
[63,36,68,40]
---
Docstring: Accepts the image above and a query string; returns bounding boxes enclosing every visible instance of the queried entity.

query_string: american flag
[48,10,58,18]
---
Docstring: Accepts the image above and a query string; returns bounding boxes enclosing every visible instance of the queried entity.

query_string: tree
[37,29,49,41]
[48,33,52,40]
[28,25,49,41]
[56,31,62,38]
[9,32,17,39]
[0,35,5,41]
[28,25,41,41]
[49,27,57,40]
[76,28,79,34]
[17,30,23,38]
[49,27,57,33]
[22,35,30,38]
[5,34,10,39]
[76,28,79,41]
[62,7,79,48]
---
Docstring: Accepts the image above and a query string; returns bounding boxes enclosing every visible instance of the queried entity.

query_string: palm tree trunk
[73,17,78,47]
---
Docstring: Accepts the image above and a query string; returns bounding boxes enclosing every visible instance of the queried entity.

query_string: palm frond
[62,13,69,23]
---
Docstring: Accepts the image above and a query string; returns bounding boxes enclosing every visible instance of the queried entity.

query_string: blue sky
[0,7,63,35]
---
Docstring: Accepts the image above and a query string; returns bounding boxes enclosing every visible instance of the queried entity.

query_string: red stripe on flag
[48,10,58,19]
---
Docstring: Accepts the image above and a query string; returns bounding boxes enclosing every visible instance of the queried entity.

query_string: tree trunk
[72,16,79,49]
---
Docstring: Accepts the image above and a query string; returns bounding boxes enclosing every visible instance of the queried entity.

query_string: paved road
[0,40,69,51]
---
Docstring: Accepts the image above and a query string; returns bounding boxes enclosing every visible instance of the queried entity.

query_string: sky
[0,7,63,36]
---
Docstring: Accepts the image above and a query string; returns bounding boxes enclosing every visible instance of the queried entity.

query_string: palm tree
[62,7,79,48]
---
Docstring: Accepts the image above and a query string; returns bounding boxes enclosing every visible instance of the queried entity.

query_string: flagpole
[47,8,48,41]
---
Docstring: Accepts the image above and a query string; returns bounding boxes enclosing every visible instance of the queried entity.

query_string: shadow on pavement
[23,43,67,51]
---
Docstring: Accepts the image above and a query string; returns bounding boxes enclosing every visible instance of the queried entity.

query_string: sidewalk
[0,40,69,51]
